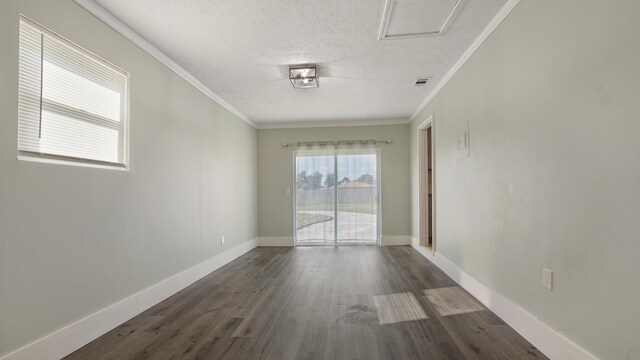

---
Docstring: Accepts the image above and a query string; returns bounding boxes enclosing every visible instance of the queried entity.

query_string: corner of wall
[380,235,412,246]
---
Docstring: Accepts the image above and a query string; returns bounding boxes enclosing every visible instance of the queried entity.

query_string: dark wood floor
[65,246,546,360]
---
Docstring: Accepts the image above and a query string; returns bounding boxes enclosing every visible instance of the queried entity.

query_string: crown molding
[256,117,410,130]
[74,0,519,130]
[73,0,257,129]
[410,0,521,121]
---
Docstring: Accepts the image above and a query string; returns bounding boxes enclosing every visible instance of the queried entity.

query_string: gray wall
[0,0,257,356]
[409,0,640,358]
[258,125,410,237]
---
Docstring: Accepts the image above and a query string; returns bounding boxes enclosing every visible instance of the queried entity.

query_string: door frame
[292,148,381,246]
[418,114,436,253]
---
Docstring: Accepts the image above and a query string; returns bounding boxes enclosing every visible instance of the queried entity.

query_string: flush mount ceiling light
[289,65,319,89]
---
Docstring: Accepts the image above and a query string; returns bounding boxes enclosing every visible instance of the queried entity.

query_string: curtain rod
[282,139,392,148]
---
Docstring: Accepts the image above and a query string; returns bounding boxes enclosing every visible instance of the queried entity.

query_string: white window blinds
[18,17,129,168]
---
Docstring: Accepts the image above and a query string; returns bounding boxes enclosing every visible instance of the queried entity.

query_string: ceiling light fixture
[289,65,319,89]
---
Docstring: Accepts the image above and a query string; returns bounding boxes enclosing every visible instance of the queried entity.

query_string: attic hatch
[378,0,466,40]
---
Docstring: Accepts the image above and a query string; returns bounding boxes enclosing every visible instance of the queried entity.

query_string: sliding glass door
[295,149,380,245]
[295,151,336,245]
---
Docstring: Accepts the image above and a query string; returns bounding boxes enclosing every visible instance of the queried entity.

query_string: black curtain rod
[282,139,392,148]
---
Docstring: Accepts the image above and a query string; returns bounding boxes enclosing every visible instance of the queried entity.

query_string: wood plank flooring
[65,246,547,360]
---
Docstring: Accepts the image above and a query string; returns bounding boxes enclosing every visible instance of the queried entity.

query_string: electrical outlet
[542,268,553,290]
[221,236,225,245]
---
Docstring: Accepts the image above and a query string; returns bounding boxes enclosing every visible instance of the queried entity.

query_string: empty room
[1,0,638,359]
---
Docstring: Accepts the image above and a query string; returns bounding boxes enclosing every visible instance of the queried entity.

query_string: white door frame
[417,114,436,253]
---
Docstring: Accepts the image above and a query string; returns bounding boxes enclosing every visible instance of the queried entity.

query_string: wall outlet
[286,188,291,195]
[542,268,553,290]
[221,236,225,245]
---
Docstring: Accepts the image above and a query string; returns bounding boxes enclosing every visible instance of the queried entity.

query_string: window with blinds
[18,17,129,169]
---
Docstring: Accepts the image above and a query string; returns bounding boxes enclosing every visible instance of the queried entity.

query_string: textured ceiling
[92,0,507,127]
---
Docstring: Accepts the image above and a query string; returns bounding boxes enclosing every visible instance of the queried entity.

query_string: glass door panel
[336,150,379,245]
[295,152,336,244]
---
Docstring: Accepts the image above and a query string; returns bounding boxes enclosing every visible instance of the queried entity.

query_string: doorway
[294,149,380,245]
[418,116,435,251]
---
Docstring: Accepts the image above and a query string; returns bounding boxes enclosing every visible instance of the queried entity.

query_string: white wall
[0,0,257,357]
[258,125,410,239]
[409,0,640,359]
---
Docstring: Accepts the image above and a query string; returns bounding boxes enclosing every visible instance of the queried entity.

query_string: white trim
[72,0,256,129]
[380,235,411,246]
[375,148,383,245]
[410,238,599,360]
[257,236,295,246]
[410,0,521,120]
[256,118,409,130]
[17,154,129,172]
[0,239,258,360]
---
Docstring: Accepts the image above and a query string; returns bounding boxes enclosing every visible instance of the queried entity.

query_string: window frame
[17,16,130,170]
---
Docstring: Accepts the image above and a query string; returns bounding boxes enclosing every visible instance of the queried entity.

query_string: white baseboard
[380,235,411,246]
[4,236,597,360]
[1,238,258,360]
[257,236,411,246]
[257,236,294,246]
[410,238,598,360]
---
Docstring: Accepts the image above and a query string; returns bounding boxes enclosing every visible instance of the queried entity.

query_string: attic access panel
[378,0,466,40]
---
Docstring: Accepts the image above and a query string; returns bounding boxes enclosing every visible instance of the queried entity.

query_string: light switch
[543,268,553,290]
